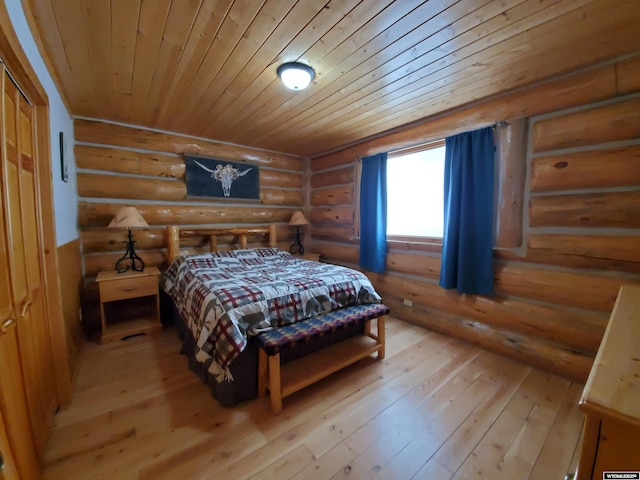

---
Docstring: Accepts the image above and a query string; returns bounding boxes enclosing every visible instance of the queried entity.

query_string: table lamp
[288,210,309,255]
[108,206,149,273]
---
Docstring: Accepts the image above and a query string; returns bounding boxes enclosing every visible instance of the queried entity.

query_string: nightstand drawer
[99,275,158,302]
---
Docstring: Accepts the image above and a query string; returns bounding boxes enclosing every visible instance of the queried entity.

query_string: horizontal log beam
[310,184,354,206]
[259,188,304,206]
[311,152,354,172]
[368,272,606,355]
[314,233,635,311]
[385,297,592,383]
[84,250,168,277]
[83,241,293,277]
[78,173,184,201]
[308,241,359,266]
[531,145,640,192]
[78,174,303,206]
[78,202,292,227]
[308,206,354,226]
[308,226,356,243]
[82,228,166,253]
[529,191,640,228]
[497,248,640,276]
[532,97,640,153]
[386,251,441,281]
[75,119,303,170]
[310,166,354,189]
[81,226,293,253]
[76,144,304,187]
[312,55,635,167]
[495,234,640,274]
[617,55,640,94]
[494,263,635,312]
[75,145,183,178]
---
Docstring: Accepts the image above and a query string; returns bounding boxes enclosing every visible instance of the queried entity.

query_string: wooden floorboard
[43,316,584,479]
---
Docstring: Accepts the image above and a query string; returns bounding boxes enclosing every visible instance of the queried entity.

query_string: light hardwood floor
[43,317,584,479]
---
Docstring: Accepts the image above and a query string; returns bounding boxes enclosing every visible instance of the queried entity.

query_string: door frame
[0,3,72,406]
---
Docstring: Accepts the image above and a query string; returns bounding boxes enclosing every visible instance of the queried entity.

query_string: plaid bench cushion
[256,303,390,356]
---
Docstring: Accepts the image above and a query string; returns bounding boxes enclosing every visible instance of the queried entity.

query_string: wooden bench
[256,303,389,414]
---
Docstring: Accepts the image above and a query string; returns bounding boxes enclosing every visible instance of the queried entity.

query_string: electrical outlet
[403,298,413,307]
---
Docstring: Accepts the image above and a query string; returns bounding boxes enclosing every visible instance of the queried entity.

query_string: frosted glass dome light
[277,62,315,90]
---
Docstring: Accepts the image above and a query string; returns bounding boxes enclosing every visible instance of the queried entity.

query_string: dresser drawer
[99,275,158,302]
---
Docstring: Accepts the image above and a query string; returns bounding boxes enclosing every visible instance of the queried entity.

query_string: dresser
[575,285,640,479]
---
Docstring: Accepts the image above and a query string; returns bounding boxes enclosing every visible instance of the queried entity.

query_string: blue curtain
[359,152,387,273]
[439,127,495,296]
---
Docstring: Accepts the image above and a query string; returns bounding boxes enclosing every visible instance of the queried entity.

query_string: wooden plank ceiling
[26,0,640,157]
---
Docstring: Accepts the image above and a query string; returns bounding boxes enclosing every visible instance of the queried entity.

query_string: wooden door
[0,169,32,478]
[0,66,53,473]
[0,332,39,479]
[0,411,19,480]
[0,73,41,478]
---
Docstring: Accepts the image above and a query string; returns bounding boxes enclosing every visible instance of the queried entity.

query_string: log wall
[307,54,640,383]
[76,119,305,332]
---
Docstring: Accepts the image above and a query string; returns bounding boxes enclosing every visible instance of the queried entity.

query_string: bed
[161,225,387,407]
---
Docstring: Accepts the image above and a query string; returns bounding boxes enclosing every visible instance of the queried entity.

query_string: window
[386,140,445,239]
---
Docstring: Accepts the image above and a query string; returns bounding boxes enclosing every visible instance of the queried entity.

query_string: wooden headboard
[166,225,277,262]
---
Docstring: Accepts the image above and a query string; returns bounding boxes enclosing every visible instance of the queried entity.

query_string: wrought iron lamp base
[289,226,305,255]
[115,229,145,273]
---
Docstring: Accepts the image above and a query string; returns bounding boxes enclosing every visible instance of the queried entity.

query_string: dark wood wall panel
[56,238,83,377]
[307,56,640,382]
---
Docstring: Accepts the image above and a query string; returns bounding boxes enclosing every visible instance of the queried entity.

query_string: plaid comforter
[161,247,382,381]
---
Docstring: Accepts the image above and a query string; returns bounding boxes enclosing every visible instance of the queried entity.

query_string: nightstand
[295,252,320,262]
[95,266,162,344]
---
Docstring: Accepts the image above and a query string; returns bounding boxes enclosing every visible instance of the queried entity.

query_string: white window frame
[386,139,445,245]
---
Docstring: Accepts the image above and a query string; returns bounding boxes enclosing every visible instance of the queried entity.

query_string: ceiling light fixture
[277,62,315,90]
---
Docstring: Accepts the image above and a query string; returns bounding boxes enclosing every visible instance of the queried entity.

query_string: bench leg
[268,353,283,415]
[377,315,386,359]
[258,349,268,398]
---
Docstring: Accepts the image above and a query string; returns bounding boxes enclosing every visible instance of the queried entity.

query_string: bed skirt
[164,294,366,407]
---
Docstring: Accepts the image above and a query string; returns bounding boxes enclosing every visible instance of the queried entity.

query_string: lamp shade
[108,206,149,229]
[289,211,309,226]
[277,62,315,90]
